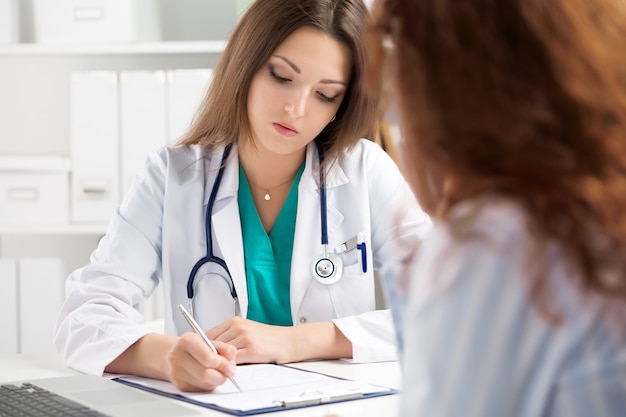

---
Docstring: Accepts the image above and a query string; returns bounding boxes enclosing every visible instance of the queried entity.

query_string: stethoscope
[186,142,352,318]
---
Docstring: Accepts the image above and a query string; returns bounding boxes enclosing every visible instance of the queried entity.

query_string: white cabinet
[0,259,18,354]
[0,0,241,352]
[18,258,66,355]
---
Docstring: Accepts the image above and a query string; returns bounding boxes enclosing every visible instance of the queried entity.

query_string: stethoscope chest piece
[312,252,343,285]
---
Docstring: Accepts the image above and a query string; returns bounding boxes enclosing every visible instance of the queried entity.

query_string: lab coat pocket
[335,250,362,269]
[328,263,376,317]
[334,231,369,274]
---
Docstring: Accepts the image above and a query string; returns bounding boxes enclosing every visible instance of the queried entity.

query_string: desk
[0,354,402,416]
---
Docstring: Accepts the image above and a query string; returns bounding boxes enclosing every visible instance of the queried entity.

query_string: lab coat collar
[302,142,349,190]
[202,143,240,207]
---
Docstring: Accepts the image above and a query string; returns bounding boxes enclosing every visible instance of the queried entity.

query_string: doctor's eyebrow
[273,55,347,86]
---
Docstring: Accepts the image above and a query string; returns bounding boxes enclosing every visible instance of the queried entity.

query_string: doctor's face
[246,26,352,156]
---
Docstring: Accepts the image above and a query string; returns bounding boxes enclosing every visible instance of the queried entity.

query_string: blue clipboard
[114,364,398,416]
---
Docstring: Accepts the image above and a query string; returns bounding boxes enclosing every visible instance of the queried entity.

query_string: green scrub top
[238,162,305,326]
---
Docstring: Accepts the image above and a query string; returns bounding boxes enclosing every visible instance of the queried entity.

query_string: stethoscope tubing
[186,142,338,312]
[318,145,329,248]
[186,144,236,301]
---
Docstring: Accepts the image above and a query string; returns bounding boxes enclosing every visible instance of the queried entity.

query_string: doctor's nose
[284,94,307,119]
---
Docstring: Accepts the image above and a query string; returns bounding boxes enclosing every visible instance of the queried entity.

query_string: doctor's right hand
[165,332,237,392]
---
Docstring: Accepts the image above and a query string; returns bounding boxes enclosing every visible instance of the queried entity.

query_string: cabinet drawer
[0,173,69,224]
[33,0,161,44]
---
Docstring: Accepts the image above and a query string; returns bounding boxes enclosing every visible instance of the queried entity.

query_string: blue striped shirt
[396,199,626,417]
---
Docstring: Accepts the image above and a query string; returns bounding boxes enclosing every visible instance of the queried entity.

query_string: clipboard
[114,363,398,416]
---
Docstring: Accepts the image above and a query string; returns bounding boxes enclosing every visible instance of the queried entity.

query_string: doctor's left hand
[206,317,352,364]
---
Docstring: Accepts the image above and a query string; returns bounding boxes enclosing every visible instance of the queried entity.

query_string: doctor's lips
[273,122,298,137]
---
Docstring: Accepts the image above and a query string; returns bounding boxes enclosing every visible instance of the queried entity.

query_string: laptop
[0,374,202,417]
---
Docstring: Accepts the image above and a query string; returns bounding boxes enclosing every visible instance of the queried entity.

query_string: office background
[0,0,387,358]
[0,0,252,355]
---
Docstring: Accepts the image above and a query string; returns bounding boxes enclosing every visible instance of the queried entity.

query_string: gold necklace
[248,176,295,201]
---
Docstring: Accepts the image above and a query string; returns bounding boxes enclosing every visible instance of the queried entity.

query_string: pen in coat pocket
[178,304,243,392]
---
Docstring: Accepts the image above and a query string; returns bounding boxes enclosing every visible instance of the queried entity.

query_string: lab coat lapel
[208,144,249,317]
[290,143,347,315]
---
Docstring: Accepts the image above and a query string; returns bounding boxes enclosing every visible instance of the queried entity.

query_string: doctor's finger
[212,317,266,348]
[178,333,236,376]
[169,359,226,392]
[212,339,237,363]
[167,338,227,392]
[205,316,246,341]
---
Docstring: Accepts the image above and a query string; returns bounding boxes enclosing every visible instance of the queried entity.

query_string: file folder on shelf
[120,70,167,194]
[166,69,213,143]
[70,71,120,223]
[115,363,397,416]
[0,0,19,44]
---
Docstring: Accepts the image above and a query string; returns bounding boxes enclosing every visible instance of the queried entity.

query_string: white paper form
[116,363,395,415]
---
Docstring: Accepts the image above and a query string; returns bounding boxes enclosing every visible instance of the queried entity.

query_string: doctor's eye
[269,65,291,84]
[317,91,340,104]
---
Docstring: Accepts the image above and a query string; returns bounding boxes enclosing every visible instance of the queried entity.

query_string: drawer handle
[80,179,110,196]
[7,187,39,202]
[81,187,109,195]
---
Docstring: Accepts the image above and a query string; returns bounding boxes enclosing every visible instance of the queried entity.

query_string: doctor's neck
[237,142,306,194]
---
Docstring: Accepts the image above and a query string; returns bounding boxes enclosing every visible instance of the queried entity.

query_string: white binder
[166,69,213,144]
[0,259,18,354]
[70,71,120,223]
[120,70,167,194]
[0,0,19,44]
[18,258,66,355]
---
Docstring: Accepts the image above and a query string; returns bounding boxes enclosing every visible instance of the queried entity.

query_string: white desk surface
[0,353,402,416]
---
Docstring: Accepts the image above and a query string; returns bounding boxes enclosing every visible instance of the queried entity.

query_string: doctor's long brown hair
[177,0,375,166]
[367,0,626,303]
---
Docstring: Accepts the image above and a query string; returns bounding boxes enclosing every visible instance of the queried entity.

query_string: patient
[367,0,626,416]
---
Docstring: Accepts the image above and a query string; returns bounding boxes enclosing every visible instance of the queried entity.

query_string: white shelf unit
[0,40,227,56]
[0,45,225,235]
[0,0,239,353]
[0,1,235,233]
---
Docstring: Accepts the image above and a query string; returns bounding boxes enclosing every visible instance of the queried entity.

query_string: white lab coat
[54,139,431,375]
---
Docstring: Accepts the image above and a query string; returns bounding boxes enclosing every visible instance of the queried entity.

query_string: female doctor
[54,0,431,392]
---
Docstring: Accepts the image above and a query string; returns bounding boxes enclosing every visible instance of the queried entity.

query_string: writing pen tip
[231,377,242,392]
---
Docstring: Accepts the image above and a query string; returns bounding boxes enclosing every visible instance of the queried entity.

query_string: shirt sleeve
[332,309,397,362]
[53,150,167,375]
[399,204,626,417]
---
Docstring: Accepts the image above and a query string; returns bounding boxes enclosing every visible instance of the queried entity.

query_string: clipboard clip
[276,389,363,407]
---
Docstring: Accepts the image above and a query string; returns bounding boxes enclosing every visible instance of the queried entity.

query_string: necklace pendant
[264,193,271,201]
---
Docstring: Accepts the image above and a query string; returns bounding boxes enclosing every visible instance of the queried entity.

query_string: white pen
[178,304,242,392]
